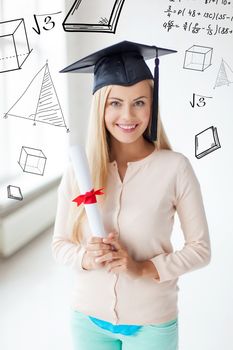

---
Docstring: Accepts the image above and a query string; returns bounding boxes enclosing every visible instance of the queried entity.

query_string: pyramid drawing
[4,61,69,131]
[214,59,233,89]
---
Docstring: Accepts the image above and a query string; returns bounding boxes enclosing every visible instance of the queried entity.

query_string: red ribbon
[72,188,104,206]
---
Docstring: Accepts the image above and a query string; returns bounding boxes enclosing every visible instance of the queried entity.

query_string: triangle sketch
[4,61,69,132]
[214,59,233,89]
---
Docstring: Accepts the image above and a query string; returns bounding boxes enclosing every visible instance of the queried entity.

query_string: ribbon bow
[72,188,104,206]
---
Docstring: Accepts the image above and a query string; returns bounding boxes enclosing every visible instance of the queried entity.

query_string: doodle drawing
[4,61,69,132]
[0,18,32,73]
[7,185,23,201]
[183,45,213,72]
[195,126,221,159]
[214,59,233,89]
[18,146,47,176]
[63,0,125,33]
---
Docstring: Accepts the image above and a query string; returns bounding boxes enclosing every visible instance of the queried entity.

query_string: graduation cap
[60,41,177,141]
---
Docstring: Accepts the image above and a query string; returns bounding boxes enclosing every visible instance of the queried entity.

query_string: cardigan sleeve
[51,164,86,271]
[150,156,211,283]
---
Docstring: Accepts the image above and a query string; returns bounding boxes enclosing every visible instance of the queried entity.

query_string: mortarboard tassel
[150,50,159,141]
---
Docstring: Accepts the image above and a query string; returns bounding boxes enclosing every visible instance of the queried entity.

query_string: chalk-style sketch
[7,185,23,201]
[183,45,213,71]
[214,59,233,89]
[0,18,32,73]
[63,0,125,33]
[4,61,69,132]
[195,126,221,159]
[18,146,47,176]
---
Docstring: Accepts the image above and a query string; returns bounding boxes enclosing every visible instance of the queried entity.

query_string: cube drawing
[0,18,31,73]
[18,146,47,176]
[183,45,213,71]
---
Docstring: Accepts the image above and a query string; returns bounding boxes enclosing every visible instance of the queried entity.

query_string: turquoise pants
[71,310,179,350]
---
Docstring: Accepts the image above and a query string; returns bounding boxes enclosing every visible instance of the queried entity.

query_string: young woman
[52,41,211,350]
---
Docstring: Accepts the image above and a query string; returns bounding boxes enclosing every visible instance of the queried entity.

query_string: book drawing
[63,0,125,33]
[7,185,23,201]
[195,126,221,159]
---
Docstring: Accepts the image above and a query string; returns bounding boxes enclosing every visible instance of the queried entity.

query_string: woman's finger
[95,251,121,263]
[88,236,103,243]
[88,249,112,257]
[103,233,123,249]
[106,258,125,271]
[103,237,122,251]
[86,242,112,251]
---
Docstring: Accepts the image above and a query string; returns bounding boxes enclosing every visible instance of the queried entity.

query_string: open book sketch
[18,146,47,176]
[0,18,32,73]
[214,59,233,89]
[195,126,221,159]
[63,0,125,33]
[4,61,69,132]
[7,185,23,201]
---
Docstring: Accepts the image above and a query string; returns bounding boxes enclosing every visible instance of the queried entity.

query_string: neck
[109,136,156,165]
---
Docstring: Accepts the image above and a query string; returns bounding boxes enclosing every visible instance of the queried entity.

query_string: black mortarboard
[60,41,176,141]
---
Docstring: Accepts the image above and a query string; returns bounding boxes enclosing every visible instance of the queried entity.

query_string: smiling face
[104,80,152,145]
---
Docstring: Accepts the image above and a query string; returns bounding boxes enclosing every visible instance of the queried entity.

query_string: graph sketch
[4,61,69,131]
[7,185,23,201]
[183,45,213,72]
[214,59,233,89]
[195,126,221,159]
[63,0,125,33]
[0,18,32,73]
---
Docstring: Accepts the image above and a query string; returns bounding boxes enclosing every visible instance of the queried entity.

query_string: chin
[114,135,142,144]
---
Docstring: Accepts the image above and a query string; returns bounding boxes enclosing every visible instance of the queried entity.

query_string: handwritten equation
[168,0,231,4]
[163,0,233,35]
[164,20,233,34]
[204,0,231,4]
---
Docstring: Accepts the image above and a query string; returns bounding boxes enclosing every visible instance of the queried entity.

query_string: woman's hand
[95,232,143,278]
[82,236,113,270]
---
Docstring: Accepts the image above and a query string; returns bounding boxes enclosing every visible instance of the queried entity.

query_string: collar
[109,148,160,169]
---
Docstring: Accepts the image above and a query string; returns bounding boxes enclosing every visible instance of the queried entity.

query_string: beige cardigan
[51,149,211,325]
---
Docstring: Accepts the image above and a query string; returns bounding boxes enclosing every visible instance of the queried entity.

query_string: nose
[122,104,134,121]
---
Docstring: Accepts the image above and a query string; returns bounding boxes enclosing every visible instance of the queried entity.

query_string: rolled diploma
[69,144,106,237]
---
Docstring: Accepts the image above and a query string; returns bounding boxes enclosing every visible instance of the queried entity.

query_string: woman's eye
[134,100,145,107]
[110,101,121,107]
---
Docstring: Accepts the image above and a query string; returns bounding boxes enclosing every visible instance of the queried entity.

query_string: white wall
[1,0,232,349]
[64,1,233,349]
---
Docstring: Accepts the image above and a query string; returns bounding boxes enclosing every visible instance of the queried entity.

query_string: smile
[116,124,138,130]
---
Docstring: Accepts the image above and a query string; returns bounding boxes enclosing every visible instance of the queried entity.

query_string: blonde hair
[71,80,172,244]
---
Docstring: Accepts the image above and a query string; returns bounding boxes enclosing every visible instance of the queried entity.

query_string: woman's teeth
[117,124,137,130]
